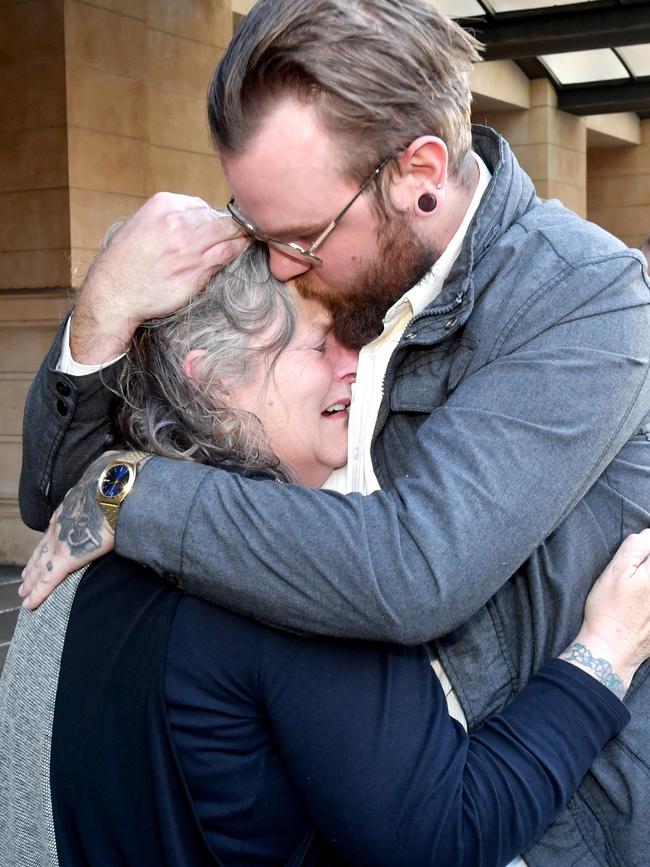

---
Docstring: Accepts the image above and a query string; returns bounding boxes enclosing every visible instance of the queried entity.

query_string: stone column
[478,78,588,219]
[0,0,235,563]
[0,0,70,561]
[587,119,650,249]
[65,0,233,286]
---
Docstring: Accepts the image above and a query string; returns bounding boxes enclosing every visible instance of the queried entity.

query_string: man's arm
[20,255,650,639]
[19,193,248,531]
[19,318,123,531]
[263,527,650,865]
[111,255,650,642]
[170,531,650,866]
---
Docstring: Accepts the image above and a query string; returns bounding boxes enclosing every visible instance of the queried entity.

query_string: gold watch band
[126,450,151,465]
[102,501,121,532]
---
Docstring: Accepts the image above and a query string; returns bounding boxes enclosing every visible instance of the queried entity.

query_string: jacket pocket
[390,336,476,413]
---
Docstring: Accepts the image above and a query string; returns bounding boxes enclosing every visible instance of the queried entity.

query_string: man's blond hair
[208,0,481,191]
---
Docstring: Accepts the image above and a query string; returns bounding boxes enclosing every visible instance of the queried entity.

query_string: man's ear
[182,348,208,383]
[390,136,448,215]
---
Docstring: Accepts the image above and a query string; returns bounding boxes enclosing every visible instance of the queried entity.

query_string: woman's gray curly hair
[116,242,296,480]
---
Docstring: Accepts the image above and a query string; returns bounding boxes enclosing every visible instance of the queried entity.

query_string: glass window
[616,45,650,79]
[541,48,629,85]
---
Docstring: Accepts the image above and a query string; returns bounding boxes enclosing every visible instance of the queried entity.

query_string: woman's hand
[18,453,121,609]
[562,529,650,698]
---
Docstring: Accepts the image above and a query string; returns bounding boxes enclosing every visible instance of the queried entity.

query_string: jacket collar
[408,125,537,339]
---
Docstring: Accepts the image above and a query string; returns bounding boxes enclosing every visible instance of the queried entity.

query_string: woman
[1,245,649,867]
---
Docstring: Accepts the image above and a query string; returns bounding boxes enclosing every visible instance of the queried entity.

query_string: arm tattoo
[57,453,123,558]
[560,642,626,700]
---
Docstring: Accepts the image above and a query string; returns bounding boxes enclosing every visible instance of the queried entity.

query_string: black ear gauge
[417,193,437,213]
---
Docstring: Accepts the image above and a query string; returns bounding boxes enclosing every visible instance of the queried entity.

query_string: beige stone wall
[0,0,69,562]
[0,1,235,563]
[0,0,70,290]
[587,119,650,249]
[0,290,70,561]
[65,0,233,285]
[476,78,587,219]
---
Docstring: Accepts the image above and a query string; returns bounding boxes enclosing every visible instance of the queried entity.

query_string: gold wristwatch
[96,451,151,531]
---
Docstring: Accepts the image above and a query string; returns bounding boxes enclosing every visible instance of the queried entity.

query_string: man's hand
[18,453,123,609]
[71,192,250,364]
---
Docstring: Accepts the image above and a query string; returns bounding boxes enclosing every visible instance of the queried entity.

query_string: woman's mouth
[322,400,350,419]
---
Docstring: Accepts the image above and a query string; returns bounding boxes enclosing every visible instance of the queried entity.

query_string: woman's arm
[257,532,648,866]
[263,643,626,867]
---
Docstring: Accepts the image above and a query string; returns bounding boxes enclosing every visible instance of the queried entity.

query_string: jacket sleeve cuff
[45,316,125,423]
[57,315,126,376]
[115,457,214,583]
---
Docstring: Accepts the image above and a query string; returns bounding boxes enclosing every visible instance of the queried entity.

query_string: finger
[160,211,245,262]
[192,214,248,247]
[195,240,251,291]
[20,554,47,597]
[20,531,56,596]
[161,208,219,241]
[150,192,211,214]
[193,236,251,291]
[22,560,71,610]
[173,195,211,212]
[613,530,650,571]
[201,234,251,274]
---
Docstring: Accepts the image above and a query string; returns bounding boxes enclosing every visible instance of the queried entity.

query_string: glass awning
[428,0,650,118]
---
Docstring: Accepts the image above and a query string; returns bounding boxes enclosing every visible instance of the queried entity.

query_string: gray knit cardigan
[0,567,87,867]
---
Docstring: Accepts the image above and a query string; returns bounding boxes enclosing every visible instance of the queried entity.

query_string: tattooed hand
[560,529,650,699]
[18,451,125,609]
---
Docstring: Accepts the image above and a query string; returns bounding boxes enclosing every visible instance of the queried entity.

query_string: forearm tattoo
[57,453,124,557]
[560,643,626,700]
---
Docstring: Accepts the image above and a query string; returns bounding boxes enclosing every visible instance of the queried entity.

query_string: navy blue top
[51,554,629,866]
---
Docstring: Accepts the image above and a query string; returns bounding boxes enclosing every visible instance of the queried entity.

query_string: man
[19,1,650,864]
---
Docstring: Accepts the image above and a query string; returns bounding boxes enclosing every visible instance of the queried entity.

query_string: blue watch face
[99,464,132,498]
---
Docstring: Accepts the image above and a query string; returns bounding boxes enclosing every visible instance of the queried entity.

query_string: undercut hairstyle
[116,243,297,480]
[208,0,482,196]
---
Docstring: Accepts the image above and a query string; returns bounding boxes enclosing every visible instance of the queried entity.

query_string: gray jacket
[20,127,650,866]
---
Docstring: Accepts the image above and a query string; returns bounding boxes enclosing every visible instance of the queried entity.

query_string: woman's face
[231,292,358,487]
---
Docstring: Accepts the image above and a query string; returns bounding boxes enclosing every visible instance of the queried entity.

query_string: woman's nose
[267,246,312,282]
[334,342,359,382]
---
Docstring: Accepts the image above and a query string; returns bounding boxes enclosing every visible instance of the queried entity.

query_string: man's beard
[295,212,439,349]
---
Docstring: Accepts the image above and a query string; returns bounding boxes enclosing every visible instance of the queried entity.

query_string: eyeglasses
[227,153,396,266]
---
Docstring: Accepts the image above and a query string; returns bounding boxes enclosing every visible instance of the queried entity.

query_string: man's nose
[267,247,312,282]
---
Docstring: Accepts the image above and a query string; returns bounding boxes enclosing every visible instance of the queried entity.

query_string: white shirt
[57,316,120,375]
